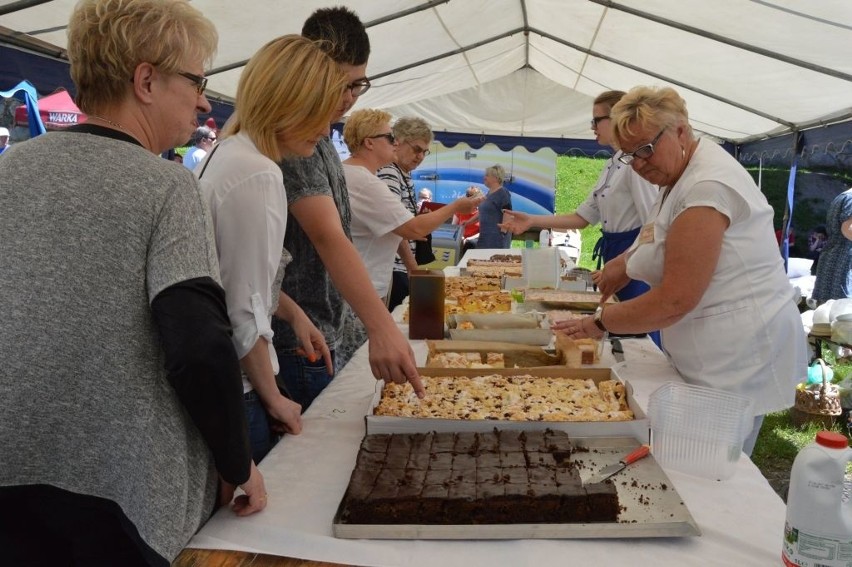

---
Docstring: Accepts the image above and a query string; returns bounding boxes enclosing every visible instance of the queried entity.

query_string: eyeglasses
[406,141,431,156]
[347,78,371,97]
[618,129,666,165]
[590,115,610,128]
[368,132,396,144]
[178,71,208,95]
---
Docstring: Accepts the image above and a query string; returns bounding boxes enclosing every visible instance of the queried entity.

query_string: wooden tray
[333,436,700,539]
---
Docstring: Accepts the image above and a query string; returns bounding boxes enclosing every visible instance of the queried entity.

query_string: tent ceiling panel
[364,39,527,108]
[1,0,850,145]
[611,0,852,74]
[384,68,595,138]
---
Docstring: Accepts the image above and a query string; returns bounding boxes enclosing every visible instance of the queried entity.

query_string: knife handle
[622,444,651,465]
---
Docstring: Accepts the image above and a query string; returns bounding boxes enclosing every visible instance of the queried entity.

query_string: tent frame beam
[589,0,852,83]
[0,0,52,18]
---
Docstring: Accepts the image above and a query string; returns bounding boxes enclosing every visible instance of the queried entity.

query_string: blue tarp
[0,79,45,137]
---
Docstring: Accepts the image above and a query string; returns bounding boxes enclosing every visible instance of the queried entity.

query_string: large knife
[588,445,651,483]
[611,338,625,363]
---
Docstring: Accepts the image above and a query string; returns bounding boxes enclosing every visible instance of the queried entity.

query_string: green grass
[554,156,608,269]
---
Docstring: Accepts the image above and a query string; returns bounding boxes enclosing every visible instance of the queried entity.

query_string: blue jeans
[244,390,279,463]
[276,350,336,413]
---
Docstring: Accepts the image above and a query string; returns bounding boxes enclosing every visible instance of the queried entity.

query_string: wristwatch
[593,305,607,332]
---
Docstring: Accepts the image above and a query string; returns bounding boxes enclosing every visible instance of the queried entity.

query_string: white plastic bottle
[539,229,550,247]
[782,431,852,566]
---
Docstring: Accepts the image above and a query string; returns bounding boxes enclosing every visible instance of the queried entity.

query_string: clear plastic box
[647,382,755,481]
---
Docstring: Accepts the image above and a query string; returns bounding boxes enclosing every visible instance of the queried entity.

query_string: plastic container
[647,382,754,481]
[539,229,550,247]
[782,431,852,567]
[408,269,445,340]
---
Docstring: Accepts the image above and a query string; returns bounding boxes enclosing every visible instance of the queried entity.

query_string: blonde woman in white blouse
[198,36,346,462]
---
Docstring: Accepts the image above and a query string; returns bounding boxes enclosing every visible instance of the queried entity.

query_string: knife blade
[611,338,625,363]
[588,445,650,484]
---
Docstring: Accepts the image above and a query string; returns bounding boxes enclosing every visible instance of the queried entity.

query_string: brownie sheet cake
[339,429,619,525]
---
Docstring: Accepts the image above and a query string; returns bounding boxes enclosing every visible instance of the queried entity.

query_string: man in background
[0,127,10,155]
[272,6,423,412]
[183,125,216,171]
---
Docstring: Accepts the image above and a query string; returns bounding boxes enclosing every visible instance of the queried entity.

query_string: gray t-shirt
[273,136,350,352]
[0,131,221,560]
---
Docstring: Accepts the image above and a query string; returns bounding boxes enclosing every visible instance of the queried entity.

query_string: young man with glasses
[272,6,425,412]
[183,124,216,171]
[377,116,434,311]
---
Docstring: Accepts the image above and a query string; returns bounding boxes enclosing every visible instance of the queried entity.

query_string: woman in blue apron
[500,90,661,346]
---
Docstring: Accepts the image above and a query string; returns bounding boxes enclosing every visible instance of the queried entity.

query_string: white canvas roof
[1,0,850,144]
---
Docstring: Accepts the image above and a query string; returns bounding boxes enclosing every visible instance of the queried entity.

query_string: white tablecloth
[186,337,787,566]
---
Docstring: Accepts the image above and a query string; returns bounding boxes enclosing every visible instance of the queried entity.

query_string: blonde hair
[68,0,217,113]
[343,108,393,154]
[485,164,507,184]
[610,86,693,149]
[223,35,347,161]
[392,116,433,145]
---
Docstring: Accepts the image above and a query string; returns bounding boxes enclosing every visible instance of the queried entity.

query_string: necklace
[86,113,130,134]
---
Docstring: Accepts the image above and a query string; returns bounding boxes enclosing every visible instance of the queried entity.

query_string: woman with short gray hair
[378,115,435,310]
[477,163,513,248]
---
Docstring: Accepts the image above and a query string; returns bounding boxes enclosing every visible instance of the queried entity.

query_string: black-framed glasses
[590,115,610,128]
[406,141,430,156]
[347,78,371,97]
[618,129,666,165]
[178,71,208,95]
[368,132,396,144]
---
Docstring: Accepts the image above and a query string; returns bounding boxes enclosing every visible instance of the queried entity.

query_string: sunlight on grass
[554,155,607,270]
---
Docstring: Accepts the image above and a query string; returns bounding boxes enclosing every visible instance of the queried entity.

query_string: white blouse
[197,133,287,388]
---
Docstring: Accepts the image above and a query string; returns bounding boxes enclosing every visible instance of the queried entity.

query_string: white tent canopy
[1,0,850,144]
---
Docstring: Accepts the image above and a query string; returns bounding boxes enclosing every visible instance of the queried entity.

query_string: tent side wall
[737,121,852,171]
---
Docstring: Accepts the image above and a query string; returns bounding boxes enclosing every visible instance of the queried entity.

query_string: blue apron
[592,227,661,348]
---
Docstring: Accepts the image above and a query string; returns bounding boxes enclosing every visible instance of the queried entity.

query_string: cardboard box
[365,366,649,443]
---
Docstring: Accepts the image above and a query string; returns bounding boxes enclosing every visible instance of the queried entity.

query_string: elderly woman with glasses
[377,116,434,311]
[500,91,658,304]
[556,86,806,456]
[0,0,267,564]
[197,35,345,463]
[343,109,481,302]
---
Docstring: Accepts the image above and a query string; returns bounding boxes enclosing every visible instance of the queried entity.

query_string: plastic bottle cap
[815,431,849,449]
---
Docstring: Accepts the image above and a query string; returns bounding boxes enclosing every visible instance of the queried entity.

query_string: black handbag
[415,233,436,265]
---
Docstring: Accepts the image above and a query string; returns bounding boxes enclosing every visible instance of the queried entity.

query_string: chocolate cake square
[432,432,455,453]
[500,450,527,468]
[454,431,479,454]
[429,452,453,471]
[586,481,619,522]
[360,433,391,453]
[407,450,432,471]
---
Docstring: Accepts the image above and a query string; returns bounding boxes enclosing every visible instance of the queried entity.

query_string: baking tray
[523,289,616,312]
[365,367,650,443]
[333,436,700,539]
[448,327,552,345]
[448,312,544,329]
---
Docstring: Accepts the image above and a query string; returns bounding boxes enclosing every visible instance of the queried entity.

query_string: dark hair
[302,6,370,65]
[192,125,214,144]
